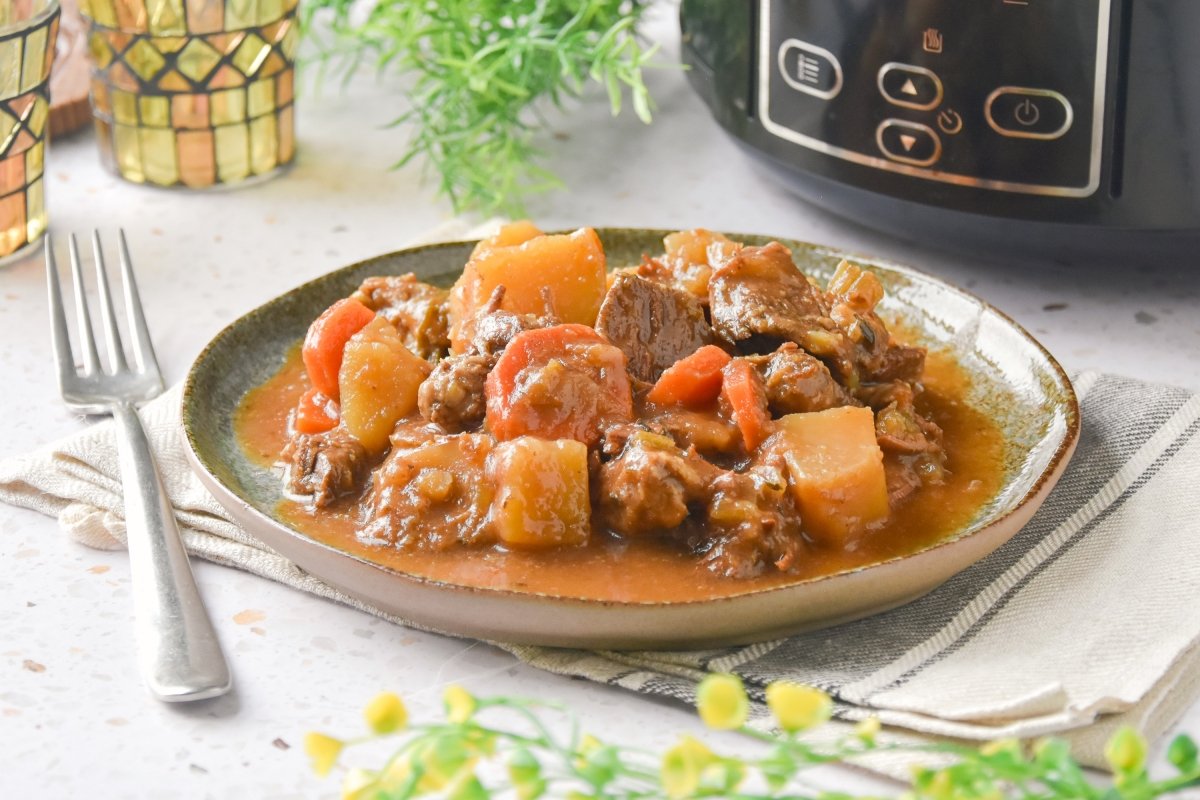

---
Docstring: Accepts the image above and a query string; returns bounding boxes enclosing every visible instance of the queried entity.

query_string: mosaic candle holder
[80,0,297,188]
[0,0,60,263]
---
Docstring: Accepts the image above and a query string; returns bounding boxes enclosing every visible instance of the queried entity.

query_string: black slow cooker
[681,0,1200,259]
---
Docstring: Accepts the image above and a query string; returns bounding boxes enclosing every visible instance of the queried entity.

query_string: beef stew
[236,224,1004,590]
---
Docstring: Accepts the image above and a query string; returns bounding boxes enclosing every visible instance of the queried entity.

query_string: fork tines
[46,231,164,410]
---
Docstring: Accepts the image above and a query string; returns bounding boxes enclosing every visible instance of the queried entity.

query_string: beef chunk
[361,433,495,550]
[597,435,803,578]
[709,250,927,390]
[595,273,714,383]
[876,399,943,455]
[352,274,449,359]
[416,285,563,433]
[695,464,803,578]
[642,406,742,456]
[825,305,924,386]
[473,311,527,357]
[707,243,835,354]
[824,260,928,385]
[750,343,858,415]
[470,285,560,357]
[598,408,740,460]
[855,380,905,410]
[859,381,945,455]
[884,456,924,507]
[418,354,494,432]
[867,343,925,383]
[860,380,949,508]
[282,427,370,507]
[597,433,719,534]
[598,420,651,460]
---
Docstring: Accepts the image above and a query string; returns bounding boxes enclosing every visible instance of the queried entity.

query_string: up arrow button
[878,63,943,110]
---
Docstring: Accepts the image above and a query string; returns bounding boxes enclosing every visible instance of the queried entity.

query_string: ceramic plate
[182,230,1079,649]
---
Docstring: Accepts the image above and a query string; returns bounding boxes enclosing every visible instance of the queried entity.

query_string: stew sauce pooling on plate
[239,224,1003,584]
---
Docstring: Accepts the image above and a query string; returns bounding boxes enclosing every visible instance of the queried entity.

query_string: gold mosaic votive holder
[80,0,297,188]
[0,0,60,264]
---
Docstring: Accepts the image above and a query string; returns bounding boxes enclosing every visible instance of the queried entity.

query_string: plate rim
[181,229,1081,610]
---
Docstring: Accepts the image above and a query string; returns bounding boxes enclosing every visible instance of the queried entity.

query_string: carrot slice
[647,345,732,408]
[294,388,338,434]
[485,324,632,445]
[721,358,773,451]
[302,298,376,400]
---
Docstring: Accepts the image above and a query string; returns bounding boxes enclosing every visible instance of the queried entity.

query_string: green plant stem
[300,0,661,216]
[312,688,1200,800]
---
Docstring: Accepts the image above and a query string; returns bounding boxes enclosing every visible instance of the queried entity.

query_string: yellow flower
[765,682,832,733]
[444,684,477,724]
[660,736,715,799]
[695,674,749,730]
[364,691,408,735]
[1105,726,1148,774]
[340,768,376,800]
[855,715,881,744]
[304,732,344,777]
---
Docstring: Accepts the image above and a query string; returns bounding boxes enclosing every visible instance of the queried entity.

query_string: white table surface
[3,6,1200,798]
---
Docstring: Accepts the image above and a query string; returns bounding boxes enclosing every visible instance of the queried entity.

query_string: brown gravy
[235,346,1005,603]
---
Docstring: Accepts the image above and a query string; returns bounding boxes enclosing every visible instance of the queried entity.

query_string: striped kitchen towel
[3,323,1199,770]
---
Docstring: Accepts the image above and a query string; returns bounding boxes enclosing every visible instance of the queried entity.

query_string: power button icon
[1014,98,1040,127]
[985,87,1073,140]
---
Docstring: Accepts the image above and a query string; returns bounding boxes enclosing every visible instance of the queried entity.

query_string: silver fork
[46,231,232,702]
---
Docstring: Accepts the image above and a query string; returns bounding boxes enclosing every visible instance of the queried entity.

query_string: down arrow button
[877,120,942,167]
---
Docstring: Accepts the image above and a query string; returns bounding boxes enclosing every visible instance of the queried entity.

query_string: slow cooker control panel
[758,0,1112,197]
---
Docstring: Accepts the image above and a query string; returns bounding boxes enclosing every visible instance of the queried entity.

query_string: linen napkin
[4,223,1199,774]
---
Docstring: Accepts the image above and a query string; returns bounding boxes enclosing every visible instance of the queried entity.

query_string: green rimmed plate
[182,229,1079,649]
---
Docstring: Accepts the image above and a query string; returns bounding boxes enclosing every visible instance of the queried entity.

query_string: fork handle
[112,401,232,702]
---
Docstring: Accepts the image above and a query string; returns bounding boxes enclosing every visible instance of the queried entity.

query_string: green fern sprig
[300,0,662,216]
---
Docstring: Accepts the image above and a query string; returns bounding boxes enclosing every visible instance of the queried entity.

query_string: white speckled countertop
[3,5,1199,798]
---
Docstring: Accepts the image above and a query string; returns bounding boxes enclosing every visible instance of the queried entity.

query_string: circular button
[985,87,1073,139]
[876,120,942,167]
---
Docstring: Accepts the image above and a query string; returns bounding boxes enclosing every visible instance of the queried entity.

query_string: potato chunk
[489,437,590,548]
[774,406,888,545]
[449,227,607,351]
[472,219,544,254]
[339,317,432,453]
[652,228,739,298]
